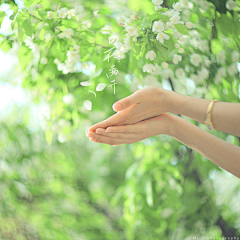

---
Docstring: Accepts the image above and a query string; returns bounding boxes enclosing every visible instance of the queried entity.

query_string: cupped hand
[87,86,170,134]
[86,113,171,146]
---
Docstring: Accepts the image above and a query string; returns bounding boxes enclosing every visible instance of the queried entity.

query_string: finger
[91,130,136,139]
[96,125,135,134]
[112,92,140,112]
[89,133,132,145]
[87,111,127,132]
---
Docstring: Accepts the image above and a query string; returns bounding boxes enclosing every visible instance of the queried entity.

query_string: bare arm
[87,113,240,178]
[169,114,240,178]
[166,90,240,137]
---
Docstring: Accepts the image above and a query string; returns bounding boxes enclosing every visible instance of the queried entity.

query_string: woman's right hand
[87,86,178,134]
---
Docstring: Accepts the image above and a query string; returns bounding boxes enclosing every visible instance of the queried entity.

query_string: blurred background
[0,0,240,239]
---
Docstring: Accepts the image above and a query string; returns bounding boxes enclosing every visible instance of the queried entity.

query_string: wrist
[164,90,186,115]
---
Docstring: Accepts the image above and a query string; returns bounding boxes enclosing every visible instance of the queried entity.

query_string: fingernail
[113,103,121,111]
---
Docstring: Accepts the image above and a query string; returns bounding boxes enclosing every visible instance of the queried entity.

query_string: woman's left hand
[86,113,171,146]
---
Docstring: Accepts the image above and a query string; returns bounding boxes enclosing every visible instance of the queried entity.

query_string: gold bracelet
[204,100,218,131]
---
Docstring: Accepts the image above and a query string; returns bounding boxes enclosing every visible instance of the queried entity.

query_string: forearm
[166,114,240,178]
[164,90,240,137]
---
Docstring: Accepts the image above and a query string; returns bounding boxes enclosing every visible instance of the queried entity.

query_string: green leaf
[11,18,17,31]
[37,10,47,20]
[22,19,33,37]
[0,40,11,52]
[162,35,175,53]
[0,11,6,28]
[175,24,189,35]
[61,19,78,29]
[141,16,152,28]
[151,12,170,22]
[216,14,234,37]
[18,26,24,43]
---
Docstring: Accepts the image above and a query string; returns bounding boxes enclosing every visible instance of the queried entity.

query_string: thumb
[112,93,138,112]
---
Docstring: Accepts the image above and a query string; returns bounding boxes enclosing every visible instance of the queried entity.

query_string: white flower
[82,62,90,70]
[175,43,180,48]
[82,20,92,28]
[216,50,226,65]
[173,54,182,64]
[161,68,174,79]
[150,64,162,75]
[214,73,222,84]
[58,32,65,39]
[227,63,239,76]
[161,208,173,219]
[133,37,137,42]
[178,48,184,53]
[197,67,209,80]
[117,17,124,23]
[109,33,121,44]
[41,57,48,65]
[191,73,205,85]
[36,4,42,8]
[114,42,124,50]
[74,5,84,14]
[54,58,61,65]
[152,20,164,33]
[76,14,83,21]
[172,2,182,11]
[126,26,139,37]
[232,50,239,62]
[57,8,68,18]
[199,39,208,53]
[226,0,238,10]
[218,67,227,77]
[143,64,156,73]
[130,76,141,92]
[161,62,168,69]
[203,58,211,68]
[64,28,74,39]
[57,63,65,71]
[170,14,181,24]
[65,59,75,70]
[180,0,189,7]
[156,32,170,44]
[73,44,80,53]
[173,30,183,39]
[175,67,184,78]
[93,11,100,19]
[178,36,186,44]
[113,50,126,60]
[154,5,162,11]
[63,93,75,105]
[67,50,80,62]
[199,1,210,11]
[143,75,157,85]
[145,50,156,61]
[165,21,173,29]
[189,38,199,48]
[67,9,76,19]
[101,25,112,34]
[152,0,163,5]
[186,22,194,29]
[190,53,202,66]
[183,9,191,16]
[47,11,54,19]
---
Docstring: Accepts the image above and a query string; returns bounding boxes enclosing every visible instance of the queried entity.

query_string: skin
[85,86,240,178]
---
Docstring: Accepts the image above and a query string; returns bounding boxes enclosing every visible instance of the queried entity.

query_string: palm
[87,86,167,132]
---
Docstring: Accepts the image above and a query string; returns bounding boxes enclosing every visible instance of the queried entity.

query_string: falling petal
[84,100,92,110]
[96,83,107,91]
[80,81,92,86]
